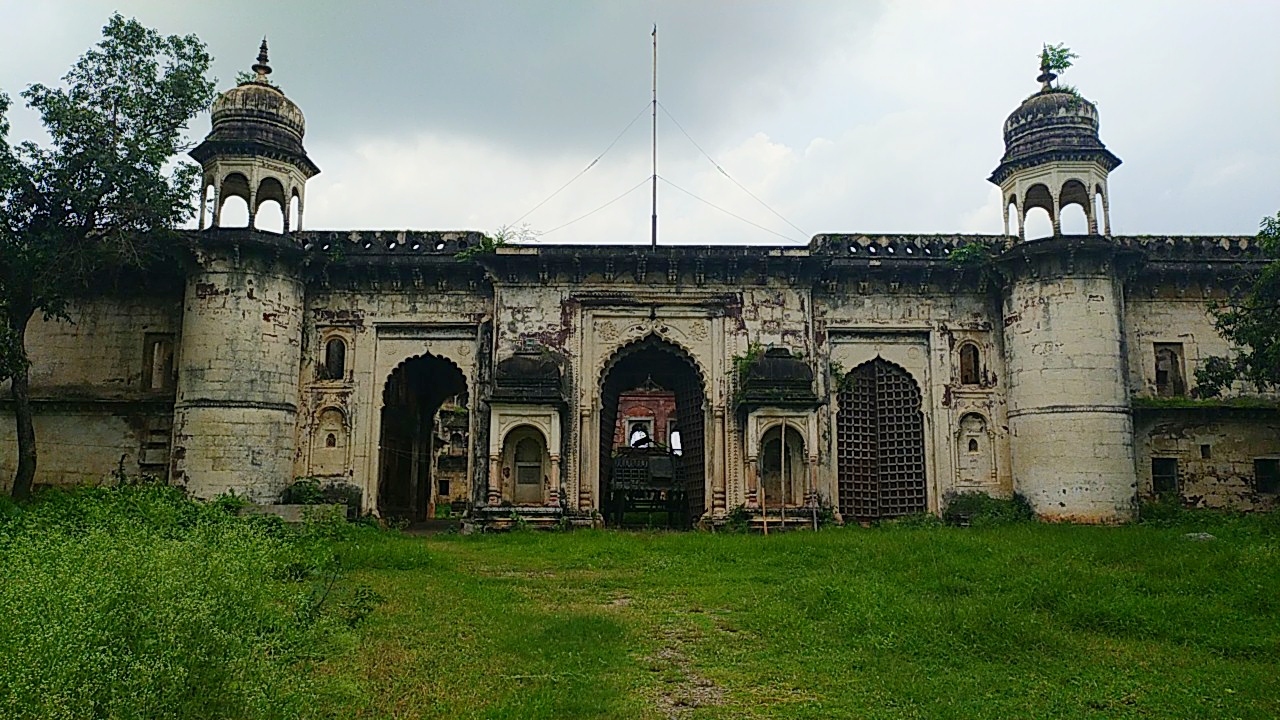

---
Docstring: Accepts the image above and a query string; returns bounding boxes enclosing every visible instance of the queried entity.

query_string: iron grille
[837,359,927,520]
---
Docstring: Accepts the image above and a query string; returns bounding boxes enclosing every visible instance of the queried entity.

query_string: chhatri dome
[192,39,313,169]
[988,50,1120,239]
[190,39,319,230]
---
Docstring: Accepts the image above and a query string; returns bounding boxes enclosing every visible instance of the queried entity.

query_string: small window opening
[1200,444,1211,459]
[1151,458,1179,494]
[322,337,346,380]
[1256,459,1280,494]
[1154,343,1186,397]
[959,344,981,386]
[142,334,175,391]
[438,479,450,496]
[325,433,337,448]
[669,424,683,456]
[628,419,654,447]
[967,438,979,453]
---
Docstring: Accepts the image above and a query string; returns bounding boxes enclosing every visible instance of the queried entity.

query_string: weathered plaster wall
[297,284,491,510]
[1135,413,1280,510]
[1125,287,1234,399]
[815,281,1012,512]
[0,296,181,491]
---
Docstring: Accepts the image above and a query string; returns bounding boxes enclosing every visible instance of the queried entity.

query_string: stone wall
[171,253,304,501]
[1001,243,1136,521]
[1135,412,1280,510]
[0,295,181,491]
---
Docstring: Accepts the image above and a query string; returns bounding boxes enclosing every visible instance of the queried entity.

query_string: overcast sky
[2,1,1277,244]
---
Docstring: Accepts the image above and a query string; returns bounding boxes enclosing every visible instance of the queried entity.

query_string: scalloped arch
[596,332,709,393]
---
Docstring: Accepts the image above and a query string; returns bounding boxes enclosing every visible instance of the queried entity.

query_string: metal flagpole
[651,24,658,248]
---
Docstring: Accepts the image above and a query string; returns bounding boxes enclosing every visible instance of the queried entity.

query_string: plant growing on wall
[1039,43,1078,75]
[455,223,539,261]
[1195,211,1280,396]
[0,15,215,498]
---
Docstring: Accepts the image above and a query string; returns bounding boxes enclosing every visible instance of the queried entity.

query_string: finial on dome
[1036,44,1057,91]
[251,37,272,82]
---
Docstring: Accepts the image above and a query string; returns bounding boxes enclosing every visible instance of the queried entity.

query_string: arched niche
[759,423,806,509]
[955,412,995,487]
[501,424,551,506]
[958,342,982,386]
[320,336,347,381]
[310,407,349,477]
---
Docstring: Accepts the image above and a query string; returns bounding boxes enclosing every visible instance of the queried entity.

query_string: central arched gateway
[377,353,468,520]
[598,335,707,528]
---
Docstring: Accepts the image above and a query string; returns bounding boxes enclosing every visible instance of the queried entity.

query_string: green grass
[4,487,1279,718]
[325,522,1280,719]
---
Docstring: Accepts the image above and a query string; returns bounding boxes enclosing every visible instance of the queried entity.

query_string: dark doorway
[836,358,927,521]
[598,336,707,528]
[378,354,468,520]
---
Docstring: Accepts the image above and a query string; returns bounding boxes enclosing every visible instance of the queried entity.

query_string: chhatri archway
[377,353,468,520]
[598,335,707,527]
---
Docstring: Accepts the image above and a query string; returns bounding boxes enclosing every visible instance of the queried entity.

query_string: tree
[1195,212,1280,397]
[0,15,215,498]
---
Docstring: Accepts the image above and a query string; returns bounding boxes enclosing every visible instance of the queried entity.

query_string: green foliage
[882,511,943,528]
[1040,43,1078,74]
[1,14,216,496]
[282,478,363,518]
[0,485,379,718]
[1196,211,1280,397]
[1132,394,1279,410]
[948,241,1004,289]
[729,342,764,403]
[724,504,753,533]
[234,70,275,87]
[942,491,1036,527]
[454,223,537,261]
[283,477,326,505]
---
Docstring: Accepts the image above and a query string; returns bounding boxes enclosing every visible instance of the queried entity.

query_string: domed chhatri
[204,39,308,157]
[190,39,320,232]
[989,48,1120,240]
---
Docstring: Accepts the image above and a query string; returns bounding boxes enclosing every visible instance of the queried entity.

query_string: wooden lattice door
[837,359,927,520]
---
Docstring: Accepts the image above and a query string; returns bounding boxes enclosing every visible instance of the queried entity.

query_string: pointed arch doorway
[377,353,468,520]
[836,358,928,521]
[598,335,707,528]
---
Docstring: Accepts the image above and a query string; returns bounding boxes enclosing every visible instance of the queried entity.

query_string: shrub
[724,505,753,533]
[0,485,377,719]
[942,492,1036,527]
[282,478,363,519]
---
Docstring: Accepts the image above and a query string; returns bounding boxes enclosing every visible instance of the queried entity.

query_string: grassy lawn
[324,523,1280,719]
